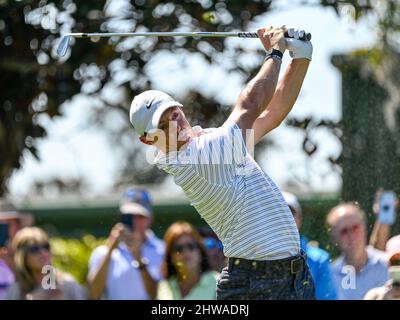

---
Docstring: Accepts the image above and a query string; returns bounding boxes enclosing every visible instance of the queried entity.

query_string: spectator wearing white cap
[282,192,337,300]
[364,235,400,300]
[87,188,165,300]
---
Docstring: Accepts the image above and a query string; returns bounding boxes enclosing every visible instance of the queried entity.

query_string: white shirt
[88,230,165,300]
[155,121,300,260]
[331,246,389,300]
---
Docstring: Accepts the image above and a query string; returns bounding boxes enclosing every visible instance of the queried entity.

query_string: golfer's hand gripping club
[284,28,313,60]
[238,30,311,41]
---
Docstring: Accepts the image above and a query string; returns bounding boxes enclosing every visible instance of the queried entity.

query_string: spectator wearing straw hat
[87,188,165,300]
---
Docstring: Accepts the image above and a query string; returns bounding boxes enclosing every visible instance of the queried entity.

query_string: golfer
[129,26,315,299]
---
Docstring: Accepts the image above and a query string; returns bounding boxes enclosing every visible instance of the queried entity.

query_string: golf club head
[57,35,72,57]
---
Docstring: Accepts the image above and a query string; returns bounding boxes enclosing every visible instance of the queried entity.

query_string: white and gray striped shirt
[155,121,300,260]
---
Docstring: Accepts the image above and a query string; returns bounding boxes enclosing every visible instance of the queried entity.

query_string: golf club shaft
[68,31,311,41]
[57,31,311,57]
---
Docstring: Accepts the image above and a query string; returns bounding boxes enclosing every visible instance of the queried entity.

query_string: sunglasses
[173,242,198,253]
[203,238,223,251]
[339,224,361,237]
[27,243,50,254]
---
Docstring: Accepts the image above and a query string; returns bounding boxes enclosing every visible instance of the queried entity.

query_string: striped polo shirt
[155,121,300,260]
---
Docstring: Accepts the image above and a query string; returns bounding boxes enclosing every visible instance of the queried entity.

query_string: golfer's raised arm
[252,29,313,144]
[227,26,286,134]
[252,59,310,144]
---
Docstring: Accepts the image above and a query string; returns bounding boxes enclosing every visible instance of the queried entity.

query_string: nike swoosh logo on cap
[146,97,156,109]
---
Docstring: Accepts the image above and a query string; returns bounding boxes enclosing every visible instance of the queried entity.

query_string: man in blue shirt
[87,188,165,300]
[283,192,337,300]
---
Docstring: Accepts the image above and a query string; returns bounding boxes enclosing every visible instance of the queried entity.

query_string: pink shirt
[0,259,15,300]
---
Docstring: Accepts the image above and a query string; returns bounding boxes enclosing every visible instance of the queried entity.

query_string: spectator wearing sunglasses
[326,202,388,300]
[197,226,227,273]
[88,187,164,300]
[5,227,86,300]
[156,222,219,300]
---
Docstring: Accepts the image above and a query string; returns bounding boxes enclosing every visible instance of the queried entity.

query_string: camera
[120,214,135,230]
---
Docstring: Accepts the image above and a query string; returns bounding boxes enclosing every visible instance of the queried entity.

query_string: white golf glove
[285,28,313,61]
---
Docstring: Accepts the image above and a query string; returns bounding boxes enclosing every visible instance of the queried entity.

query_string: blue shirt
[331,246,388,300]
[89,230,165,300]
[300,235,337,300]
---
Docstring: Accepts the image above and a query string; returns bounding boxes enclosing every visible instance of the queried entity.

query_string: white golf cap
[129,90,183,136]
[282,191,302,216]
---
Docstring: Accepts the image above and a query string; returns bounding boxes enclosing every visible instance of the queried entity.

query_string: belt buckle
[290,257,303,274]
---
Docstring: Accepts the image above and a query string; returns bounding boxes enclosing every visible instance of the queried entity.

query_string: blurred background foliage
[50,234,105,284]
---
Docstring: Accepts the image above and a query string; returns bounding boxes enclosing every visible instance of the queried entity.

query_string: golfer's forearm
[87,251,113,300]
[253,59,309,143]
[237,58,281,119]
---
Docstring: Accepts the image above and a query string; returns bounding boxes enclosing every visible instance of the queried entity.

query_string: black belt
[228,253,306,275]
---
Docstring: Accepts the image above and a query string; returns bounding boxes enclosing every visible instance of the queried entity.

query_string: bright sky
[8,2,378,200]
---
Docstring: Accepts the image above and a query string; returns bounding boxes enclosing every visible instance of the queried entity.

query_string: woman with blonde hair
[157,221,219,300]
[6,227,86,300]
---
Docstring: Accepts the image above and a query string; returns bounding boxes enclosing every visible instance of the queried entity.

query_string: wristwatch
[265,49,283,62]
[132,257,149,270]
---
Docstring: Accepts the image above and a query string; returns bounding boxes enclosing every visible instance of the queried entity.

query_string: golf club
[57,31,311,57]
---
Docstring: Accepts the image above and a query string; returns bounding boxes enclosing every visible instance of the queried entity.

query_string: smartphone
[0,222,9,247]
[379,191,397,225]
[120,214,134,230]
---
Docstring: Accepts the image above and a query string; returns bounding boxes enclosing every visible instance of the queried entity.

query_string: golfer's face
[157,107,191,151]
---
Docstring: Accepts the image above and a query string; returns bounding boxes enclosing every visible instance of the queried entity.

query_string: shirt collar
[153,125,204,167]
[336,246,386,274]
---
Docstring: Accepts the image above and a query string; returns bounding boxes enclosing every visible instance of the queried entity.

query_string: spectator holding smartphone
[87,187,165,300]
[369,190,399,251]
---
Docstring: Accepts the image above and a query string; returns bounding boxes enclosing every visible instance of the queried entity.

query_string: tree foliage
[2,0,399,197]
[1,0,273,196]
